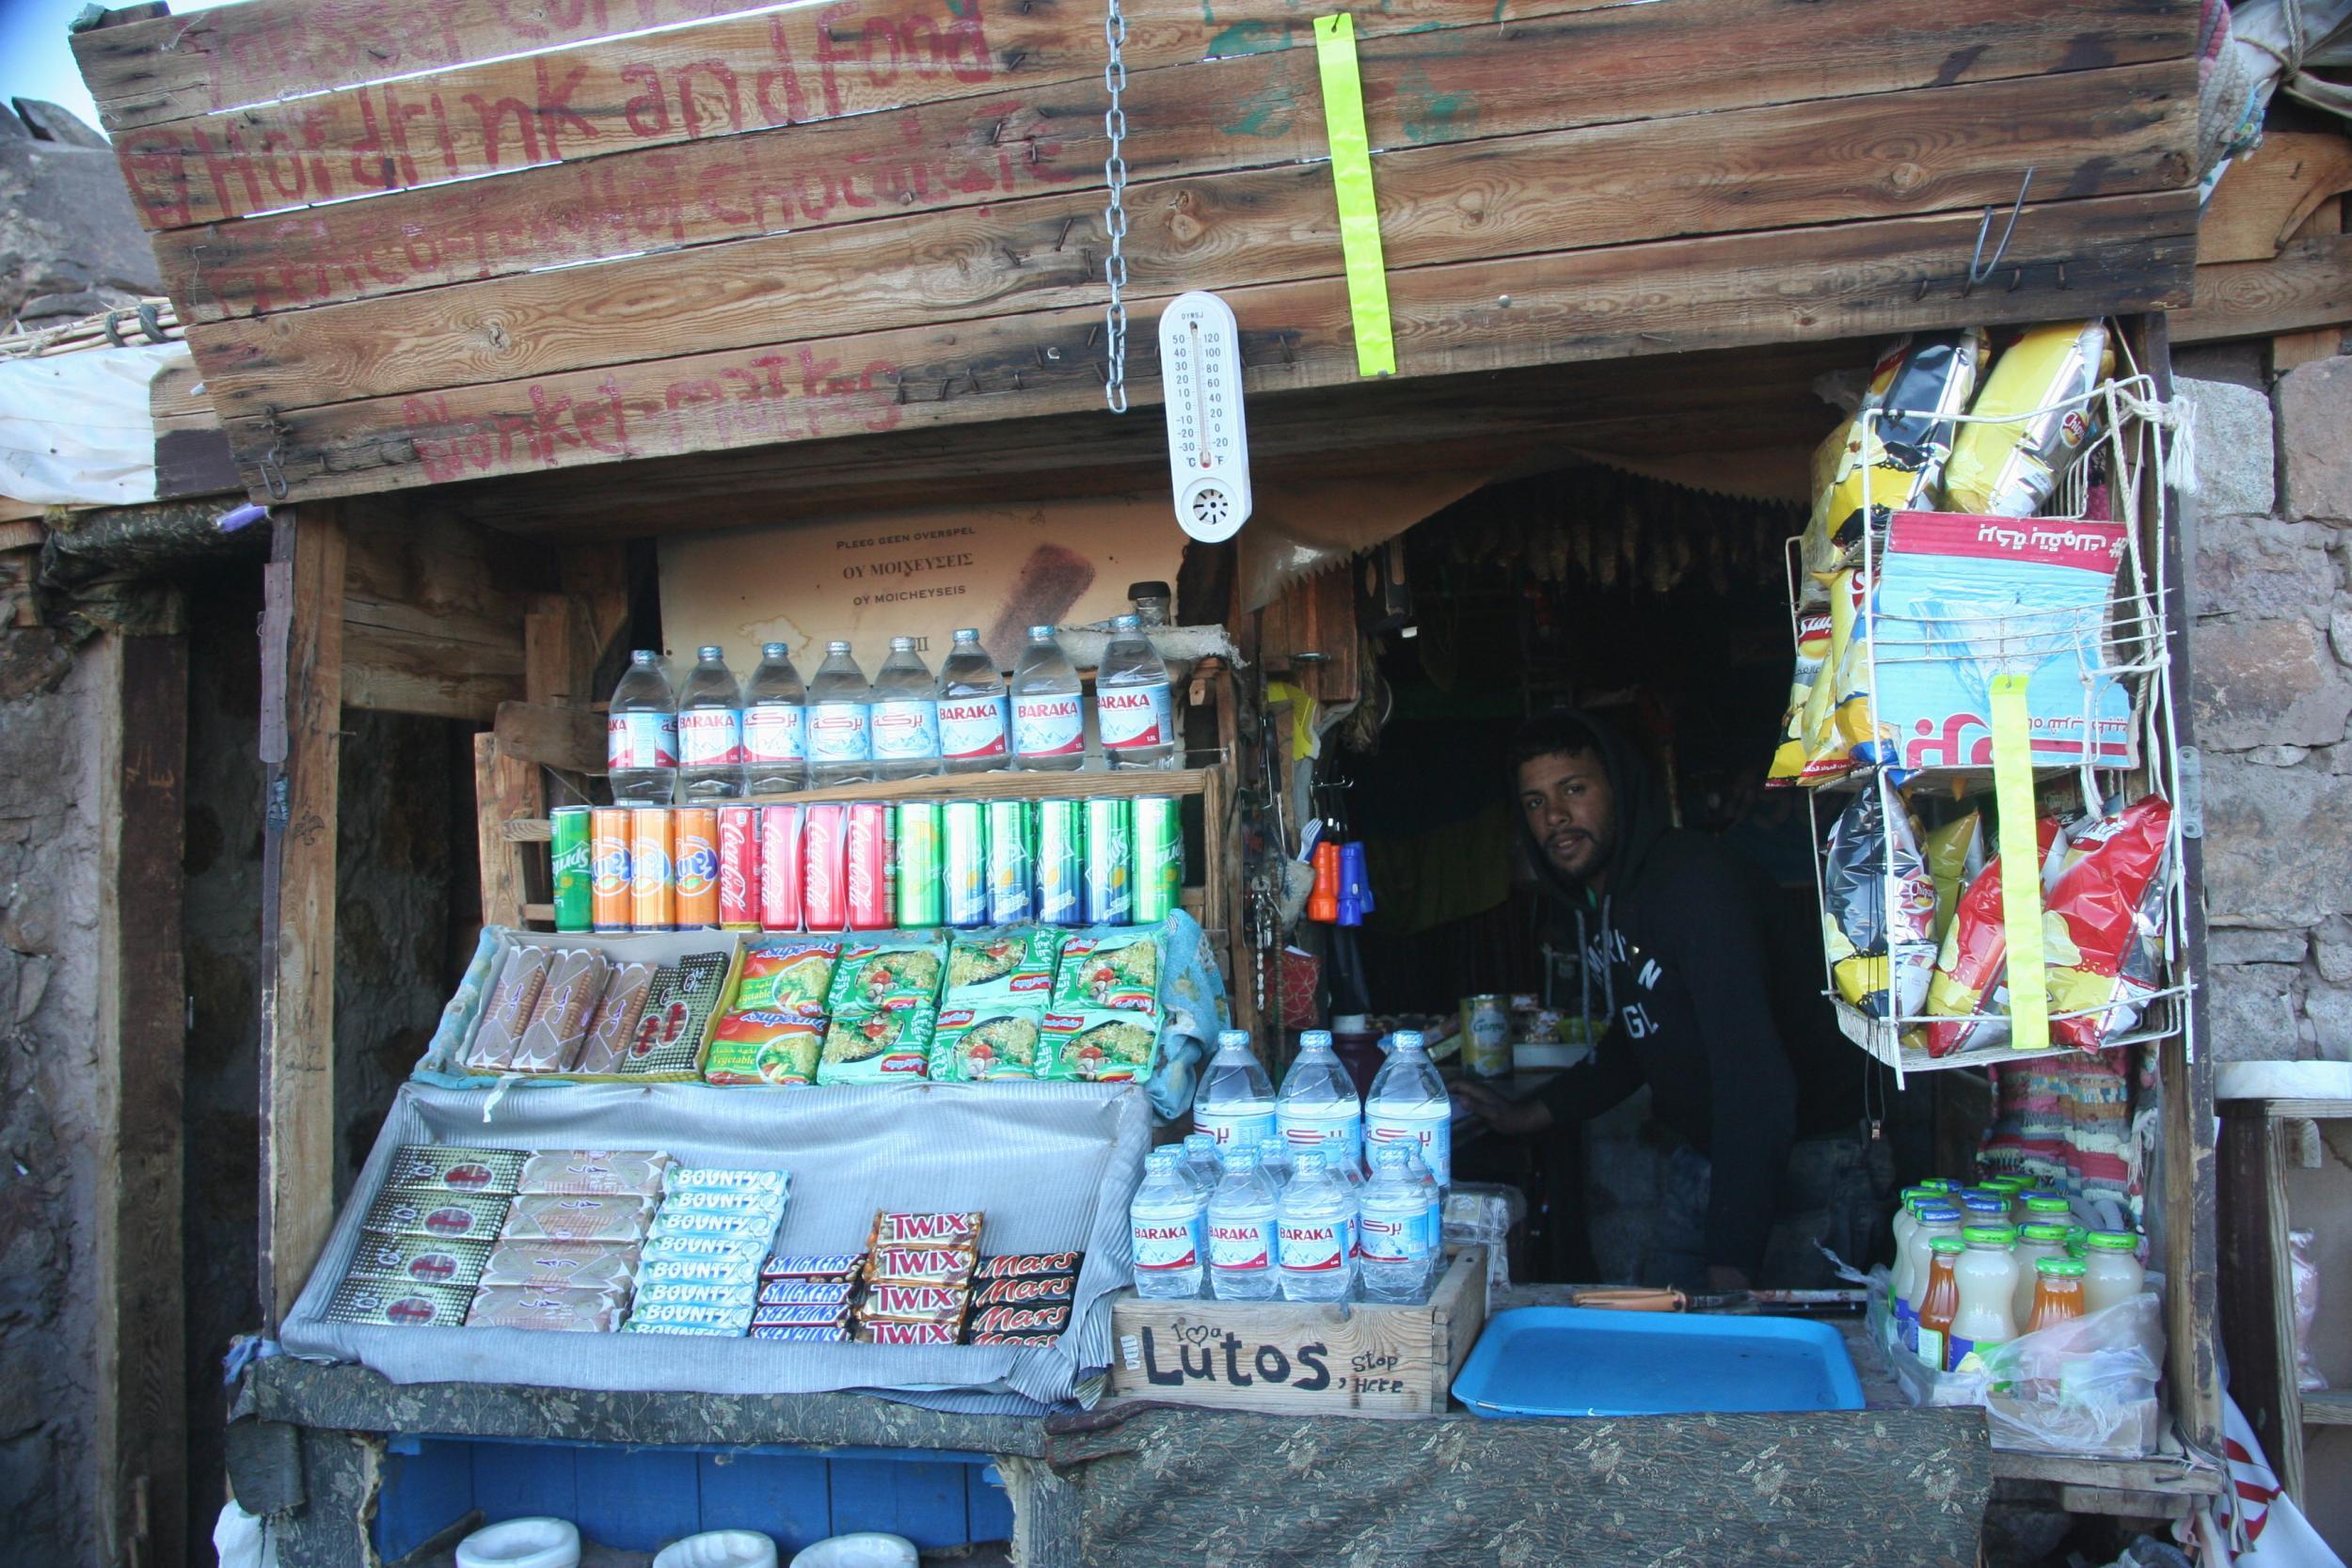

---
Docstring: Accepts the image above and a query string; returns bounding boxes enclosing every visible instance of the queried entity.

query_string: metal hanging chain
[1101,0,1131,413]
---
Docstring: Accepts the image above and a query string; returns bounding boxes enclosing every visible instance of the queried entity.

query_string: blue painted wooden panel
[696,1450,832,1554]
[373,1437,475,1562]
[571,1445,704,1552]
[469,1438,578,1527]
[825,1458,970,1548]
[968,1463,1015,1544]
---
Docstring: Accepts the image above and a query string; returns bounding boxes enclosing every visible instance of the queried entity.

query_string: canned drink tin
[550,806,593,933]
[942,800,988,928]
[675,807,720,928]
[591,808,633,932]
[1129,796,1181,925]
[1034,800,1083,926]
[1463,993,1511,1078]
[896,801,945,928]
[1083,797,1133,926]
[845,801,893,930]
[985,800,1033,924]
[758,803,804,931]
[802,803,846,932]
[717,805,759,930]
[629,808,676,932]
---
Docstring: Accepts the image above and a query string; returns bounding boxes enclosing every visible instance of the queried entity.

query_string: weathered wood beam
[2170,231,2352,343]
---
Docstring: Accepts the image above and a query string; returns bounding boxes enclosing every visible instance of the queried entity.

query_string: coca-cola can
[718,805,759,930]
[759,804,805,931]
[846,801,892,930]
[802,803,846,932]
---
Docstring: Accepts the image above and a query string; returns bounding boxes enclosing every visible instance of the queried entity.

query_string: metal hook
[1964,166,2034,295]
[256,444,290,501]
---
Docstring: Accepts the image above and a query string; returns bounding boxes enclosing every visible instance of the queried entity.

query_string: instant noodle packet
[704,1011,823,1085]
[825,935,948,1015]
[817,1002,938,1085]
[724,937,842,1019]
[1041,1005,1160,1082]
[1050,930,1161,1012]
[942,926,1059,1006]
[936,1006,1046,1082]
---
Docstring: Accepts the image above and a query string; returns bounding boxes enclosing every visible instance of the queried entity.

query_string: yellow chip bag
[1798,569,1861,785]
[1921,811,1985,945]
[1941,320,2111,517]
[1768,610,1835,785]
[1809,329,1987,571]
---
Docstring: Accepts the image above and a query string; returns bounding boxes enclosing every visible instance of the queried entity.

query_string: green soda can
[896,800,945,927]
[1083,797,1133,926]
[986,800,1034,925]
[942,800,989,928]
[1129,796,1182,924]
[1035,800,1084,926]
[549,806,593,932]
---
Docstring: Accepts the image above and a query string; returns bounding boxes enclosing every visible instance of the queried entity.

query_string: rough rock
[2209,927,2308,965]
[2203,962,2303,1059]
[2307,983,2352,1059]
[2199,752,2352,927]
[2190,515,2336,622]
[2278,356,2352,524]
[7,101,107,151]
[2332,597,2352,667]
[2189,617,2352,749]
[2181,377,2278,518]
[0,135,160,320]
[2317,917,2352,986]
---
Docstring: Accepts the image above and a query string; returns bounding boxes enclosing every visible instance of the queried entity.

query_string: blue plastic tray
[1451,1307,1867,1418]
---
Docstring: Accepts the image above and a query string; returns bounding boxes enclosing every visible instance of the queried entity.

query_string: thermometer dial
[1157,290,1252,542]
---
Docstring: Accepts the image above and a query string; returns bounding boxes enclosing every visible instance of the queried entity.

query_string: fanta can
[675,807,719,928]
[630,808,675,931]
[591,808,632,932]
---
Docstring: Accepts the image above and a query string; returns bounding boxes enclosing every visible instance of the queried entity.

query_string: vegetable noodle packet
[725,938,841,1020]
[704,1012,823,1086]
[1041,1005,1160,1082]
[1050,929,1161,1012]
[826,935,947,1015]
[817,1001,938,1085]
[937,1005,1046,1082]
[943,926,1059,1007]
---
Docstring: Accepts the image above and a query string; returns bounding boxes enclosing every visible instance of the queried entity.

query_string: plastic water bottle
[676,645,745,801]
[805,641,871,787]
[1181,1132,1223,1196]
[1130,1147,1204,1299]
[1359,1147,1438,1304]
[1193,1029,1277,1161]
[1277,1150,1357,1303]
[1403,1146,1443,1274]
[606,650,678,807]
[741,642,807,795]
[1098,613,1176,770]
[936,628,1009,774]
[1367,1029,1452,1189]
[1206,1145,1279,1301]
[1010,626,1084,771]
[1277,1029,1364,1185]
[868,636,941,782]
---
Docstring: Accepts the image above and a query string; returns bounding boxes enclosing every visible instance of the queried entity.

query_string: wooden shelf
[2220,1098,2352,1121]
[2302,1390,2352,1427]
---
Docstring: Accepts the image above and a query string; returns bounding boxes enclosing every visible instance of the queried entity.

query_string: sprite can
[1036,800,1084,926]
[986,800,1034,924]
[550,806,593,933]
[896,800,945,927]
[943,800,989,928]
[1083,797,1133,926]
[1130,796,1181,924]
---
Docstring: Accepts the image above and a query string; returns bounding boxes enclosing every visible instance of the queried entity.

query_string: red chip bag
[2043,798,2172,1050]
[1919,816,2067,1057]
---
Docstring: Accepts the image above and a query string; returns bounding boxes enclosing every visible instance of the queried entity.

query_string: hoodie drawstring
[1598,893,1618,1022]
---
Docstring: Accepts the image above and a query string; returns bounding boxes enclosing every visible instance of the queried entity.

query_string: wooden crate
[1105,1247,1487,1418]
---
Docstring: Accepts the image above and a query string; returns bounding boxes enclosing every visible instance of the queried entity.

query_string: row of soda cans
[550,798,1184,933]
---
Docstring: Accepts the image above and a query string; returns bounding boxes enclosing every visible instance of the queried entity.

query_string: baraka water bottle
[1130,1147,1204,1299]
[937,628,1010,774]
[607,650,678,806]
[741,641,807,795]
[1277,1029,1364,1184]
[1206,1145,1279,1301]
[868,636,941,782]
[806,641,872,787]
[1277,1149,1357,1303]
[1359,1146,1438,1304]
[1366,1029,1452,1189]
[1192,1030,1277,1160]
[1180,1132,1223,1196]
[1010,626,1084,771]
[1098,612,1176,770]
[676,645,745,801]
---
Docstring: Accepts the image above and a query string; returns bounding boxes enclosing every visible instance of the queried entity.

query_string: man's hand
[1704,1264,1752,1294]
[1452,1081,1553,1137]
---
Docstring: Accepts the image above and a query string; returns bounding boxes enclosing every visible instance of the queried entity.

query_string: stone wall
[2181,352,2352,1062]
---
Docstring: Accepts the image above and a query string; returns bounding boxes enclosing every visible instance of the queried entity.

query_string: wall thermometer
[1157,290,1252,542]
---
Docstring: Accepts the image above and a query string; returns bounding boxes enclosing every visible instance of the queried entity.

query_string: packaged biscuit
[756,1279,856,1307]
[323,1277,475,1327]
[614,951,733,1079]
[469,945,554,1071]
[866,1245,980,1287]
[641,1253,763,1291]
[360,1189,511,1243]
[342,1234,496,1291]
[384,1145,526,1196]
[501,1193,656,1244]
[936,1006,1046,1083]
[857,1319,960,1345]
[1942,320,2111,518]
[753,1323,850,1342]
[1765,610,1834,787]
[478,1240,642,1295]
[817,1003,938,1085]
[1820,787,1936,1022]
[725,937,843,1019]
[518,1150,673,1198]
[870,1211,984,1251]
[704,1012,824,1086]
[629,1300,753,1332]
[1050,931,1160,1012]
[971,1273,1076,1308]
[1806,329,1986,572]
[967,1303,1069,1336]
[943,927,1060,1006]
[1041,1006,1160,1082]
[975,1251,1085,1281]
[668,1167,789,1196]
[466,1286,628,1333]
[574,960,655,1075]
[862,1282,971,1322]
[825,936,948,1015]
[762,1252,866,1281]
[753,1302,853,1328]
[511,949,612,1072]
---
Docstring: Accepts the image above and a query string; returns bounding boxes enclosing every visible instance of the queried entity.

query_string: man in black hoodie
[1454,708,1889,1291]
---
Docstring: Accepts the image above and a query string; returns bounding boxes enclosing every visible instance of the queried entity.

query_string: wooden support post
[474,732,545,931]
[258,508,346,1327]
[2217,1109,2302,1499]
[94,632,188,1568]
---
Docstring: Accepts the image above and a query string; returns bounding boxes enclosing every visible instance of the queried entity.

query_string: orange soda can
[629,807,676,931]
[591,807,633,932]
[675,806,720,928]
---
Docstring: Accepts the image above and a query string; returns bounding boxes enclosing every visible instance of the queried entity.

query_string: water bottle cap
[1127,580,1171,600]
[1112,613,1139,630]
[762,641,787,657]
[890,636,915,650]
[1147,1148,1181,1169]
[631,649,659,664]
[1225,1144,1259,1167]
[826,640,852,653]
[953,627,979,641]
[1184,1132,1215,1151]
[1298,1030,1333,1049]
[1291,1148,1326,1174]
[1216,1030,1251,1051]
[1392,1030,1426,1052]
[698,644,723,660]
[1027,625,1057,640]
[1374,1146,1408,1169]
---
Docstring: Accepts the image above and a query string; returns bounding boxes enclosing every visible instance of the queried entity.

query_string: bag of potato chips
[1806,329,1987,573]
[1767,610,1835,785]
[1942,320,2111,518]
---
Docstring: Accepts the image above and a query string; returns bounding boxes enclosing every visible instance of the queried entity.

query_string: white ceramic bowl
[453,1517,580,1568]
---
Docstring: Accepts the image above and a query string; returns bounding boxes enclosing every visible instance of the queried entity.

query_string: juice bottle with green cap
[2010,1223,2073,1324]
[1947,1224,2020,1371]
[1898,1203,1963,1353]
[1915,1236,1964,1373]
[2081,1230,2146,1314]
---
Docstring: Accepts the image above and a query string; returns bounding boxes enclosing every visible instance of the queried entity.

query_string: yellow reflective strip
[1989,674,2049,1053]
[1312,13,1396,378]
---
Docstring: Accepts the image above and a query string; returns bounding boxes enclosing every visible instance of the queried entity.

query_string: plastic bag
[2291,1228,2328,1393]
[2042,797,2173,1050]
[1922,811,1985,945]
[1920,816,2069,1056]
[1821,787,1936,1019]
[1942,320,2111,517]
[1798,568,1865,784]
